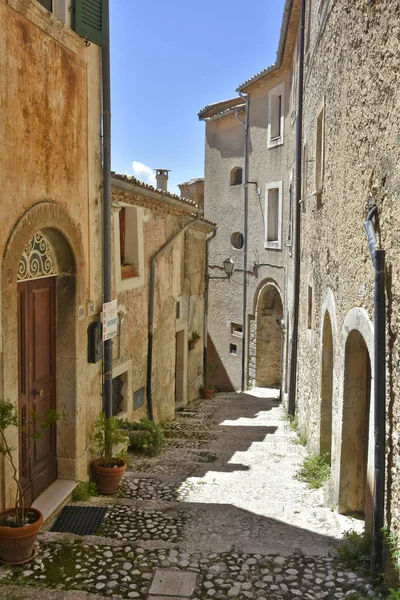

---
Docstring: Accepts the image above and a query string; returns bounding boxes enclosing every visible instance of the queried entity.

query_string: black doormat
[51,506,107,535]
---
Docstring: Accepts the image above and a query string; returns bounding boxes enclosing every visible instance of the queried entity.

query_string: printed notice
[102,299,118,341]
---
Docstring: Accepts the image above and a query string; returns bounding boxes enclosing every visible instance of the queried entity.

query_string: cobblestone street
[0,390,381,599]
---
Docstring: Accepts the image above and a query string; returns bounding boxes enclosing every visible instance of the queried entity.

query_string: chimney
[155,169,170,192]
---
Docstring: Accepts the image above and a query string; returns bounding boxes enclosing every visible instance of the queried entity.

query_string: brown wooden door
[17,277,57,504]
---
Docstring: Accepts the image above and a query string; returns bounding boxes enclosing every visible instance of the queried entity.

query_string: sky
[110,0,286,195]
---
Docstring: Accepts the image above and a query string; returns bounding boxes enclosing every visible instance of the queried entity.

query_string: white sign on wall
[102,299,118,341]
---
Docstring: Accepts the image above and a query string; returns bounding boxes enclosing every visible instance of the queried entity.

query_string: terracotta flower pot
[93,459,127,495]
[200,388,214,400]
[0,508,43,565]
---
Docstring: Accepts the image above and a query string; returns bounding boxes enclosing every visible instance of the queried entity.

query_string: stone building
[200,0,400,548]
[294,0,400,534]
[111,172,215,422]
[0,0,103,512]
[198,3,300,392]
[178,178,205,214]
[0,0,214,522]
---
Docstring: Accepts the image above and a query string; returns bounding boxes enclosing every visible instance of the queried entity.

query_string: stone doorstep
[32,479,77,524]
[149,569,197,597]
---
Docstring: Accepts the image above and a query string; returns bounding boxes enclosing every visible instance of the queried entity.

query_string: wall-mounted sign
[102,299,118,341]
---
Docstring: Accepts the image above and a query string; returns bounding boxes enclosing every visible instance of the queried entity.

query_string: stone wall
[0,0,103,508]
[111,183,210,422]
[295,0,400,523]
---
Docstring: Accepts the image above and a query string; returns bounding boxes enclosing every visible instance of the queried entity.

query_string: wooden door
[17,277,57,504]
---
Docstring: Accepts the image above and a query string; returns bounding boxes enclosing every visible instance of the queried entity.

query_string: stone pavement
[0,389,382,599]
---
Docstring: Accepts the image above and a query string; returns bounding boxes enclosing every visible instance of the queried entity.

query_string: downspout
[363,204,386,573]
[147,216,200,421]
[102,0,113,418]
[237,91,250,392]
[288,0,306,417]
[204,229,217,388]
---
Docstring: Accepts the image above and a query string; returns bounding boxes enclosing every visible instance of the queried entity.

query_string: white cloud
[131,161,156,187]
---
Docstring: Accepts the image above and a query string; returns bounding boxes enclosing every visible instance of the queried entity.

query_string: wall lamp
[209,257,235,280]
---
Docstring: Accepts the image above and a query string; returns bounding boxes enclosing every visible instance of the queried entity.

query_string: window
[315,103,325,194]
[268,83,285,147]
[230,167,243,186]
[302,143,308,204]
[231,323,243,337]
[112,375,124,416]
[287,176,293,254]
[230,343,237,356]
[114,205,145,292]
[265,182,283,250]
[308,285,313,329]
[37,0,52,10]
[176,301,181,320]
[305,0,312,58]
[290,41,299,120]
[231,232,244,249]
[112,360,132,417]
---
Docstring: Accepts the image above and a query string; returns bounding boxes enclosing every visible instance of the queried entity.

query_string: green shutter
[74,0,106,46]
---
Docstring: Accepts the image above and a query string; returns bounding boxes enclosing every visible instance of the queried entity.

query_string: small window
[265,182,283,250]
[176,301,181,319]
[287,178,293,252]
[231,323,243,336]
[119,207,141,280]
[37,0,52,10]
[230,167,243,186]
[134,387,145,410]
[231,232,244,249]
[112,375,125,416]
[302,143,308,204]
[315,104,325,194]
[308,285,313,329]
[268,83,285,148]
[230,343,237,356]
[305,0,312,56]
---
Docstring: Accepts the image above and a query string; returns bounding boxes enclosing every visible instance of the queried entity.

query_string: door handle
[34,388,44,399]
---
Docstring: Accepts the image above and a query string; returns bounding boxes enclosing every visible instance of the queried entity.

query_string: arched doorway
[339,329,372,520]
[17,229,76,503]
[320,311,333,464]
[255,285,283,388]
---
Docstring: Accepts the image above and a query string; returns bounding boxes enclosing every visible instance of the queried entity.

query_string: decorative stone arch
[248,279,284,389]
[1,202,87,508]
[318,289,338,463]
[334,307,374,525]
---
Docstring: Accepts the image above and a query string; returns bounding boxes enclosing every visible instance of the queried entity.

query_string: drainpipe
[363,204,386,573]
[147,216,200,421]
[102,0,113,418]
[237,91,250,392]
[288,0,306,417]
[204,229,217,388]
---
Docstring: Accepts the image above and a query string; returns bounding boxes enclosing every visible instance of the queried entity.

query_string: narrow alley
[0,391,378,600]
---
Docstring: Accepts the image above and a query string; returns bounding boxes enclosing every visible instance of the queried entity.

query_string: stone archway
[320,311,333,464]
[339,329,372,520]
[1,202,86,509]
[255,285,283,388]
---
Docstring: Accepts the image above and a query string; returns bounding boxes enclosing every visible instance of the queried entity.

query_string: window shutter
[74,0,106,46]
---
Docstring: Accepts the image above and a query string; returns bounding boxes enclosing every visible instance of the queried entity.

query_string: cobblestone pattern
[96,507,186,543]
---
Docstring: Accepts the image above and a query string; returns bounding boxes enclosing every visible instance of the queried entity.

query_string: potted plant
[91,413,129,495]
[200,385,214,400]
[0,399,60,564]
[191,331,201,345]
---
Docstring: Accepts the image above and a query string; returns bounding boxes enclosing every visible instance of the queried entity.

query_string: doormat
[51,506,107,535]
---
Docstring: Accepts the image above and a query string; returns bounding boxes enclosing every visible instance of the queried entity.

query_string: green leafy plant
[91,413,129,467]
[0,399,62,526]
[383,527,400,599]
[295,453,330,489]
[207,362,218,378]
[71,480,98,502]
[191,331,201,342]
[336,529,372,575]
[118,418,164,457]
